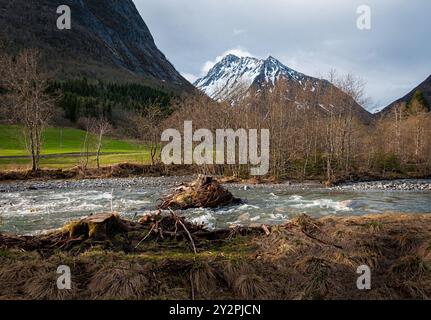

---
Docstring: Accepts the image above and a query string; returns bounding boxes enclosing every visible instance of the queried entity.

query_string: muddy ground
[1,212,431,300]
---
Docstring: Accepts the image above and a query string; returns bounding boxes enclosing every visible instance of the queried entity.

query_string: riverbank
[1,212,431,300]
[0,163,196,182]
[0,163,430,184]
[2,175,431,194]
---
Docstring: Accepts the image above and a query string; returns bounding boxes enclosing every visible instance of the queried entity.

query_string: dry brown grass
[222,262,269,299]
[88,262,149,299]
[1,213,431,300]
[190,262,217,299]
[23,268,77,300]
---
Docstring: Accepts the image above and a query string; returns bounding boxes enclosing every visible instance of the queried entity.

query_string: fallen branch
[168,208,197,254]
[135,223,157,249]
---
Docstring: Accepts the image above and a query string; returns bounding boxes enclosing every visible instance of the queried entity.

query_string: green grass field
[0,125,151,170]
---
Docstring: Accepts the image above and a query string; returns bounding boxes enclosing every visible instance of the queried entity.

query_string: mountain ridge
[377,75,431,117]
[0,0,192,92]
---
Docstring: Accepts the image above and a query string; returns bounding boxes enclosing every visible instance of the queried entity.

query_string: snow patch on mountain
[194,54,314,101]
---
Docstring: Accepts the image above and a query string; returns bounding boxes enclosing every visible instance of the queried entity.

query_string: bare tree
[0,49,55,172]
[163,68,431,180]
[393,103,403,157]
[76,117,93,171]
[92,118,112,169]
[129,104,163,165]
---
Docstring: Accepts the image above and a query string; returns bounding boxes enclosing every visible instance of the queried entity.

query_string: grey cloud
[135,0,431,111]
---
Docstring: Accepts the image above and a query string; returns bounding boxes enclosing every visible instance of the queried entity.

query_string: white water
[1,178,430,235]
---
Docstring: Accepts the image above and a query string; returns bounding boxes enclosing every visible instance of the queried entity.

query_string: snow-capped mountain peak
[193,53,373,123]
[194,54,311,101]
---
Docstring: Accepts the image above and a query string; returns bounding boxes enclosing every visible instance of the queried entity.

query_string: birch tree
[0,49,55,172]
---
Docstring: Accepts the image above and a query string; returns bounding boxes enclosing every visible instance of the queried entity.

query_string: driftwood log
[158,175,241,210]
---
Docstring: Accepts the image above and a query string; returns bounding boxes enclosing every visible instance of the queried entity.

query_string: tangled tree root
[158,175,241,210]
[0,211,225,254]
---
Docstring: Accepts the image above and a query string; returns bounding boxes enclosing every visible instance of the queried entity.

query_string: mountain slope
[377,75,431,117]
[194,55,314,101]
[0,0,192,91]
[195,54,372,123]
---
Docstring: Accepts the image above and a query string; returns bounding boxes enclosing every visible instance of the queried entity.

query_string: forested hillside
[48,79,174,125]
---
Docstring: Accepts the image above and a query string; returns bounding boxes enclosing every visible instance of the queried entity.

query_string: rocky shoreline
[1,176,431,193]
[332,179,431,191]
[0,176,194,193]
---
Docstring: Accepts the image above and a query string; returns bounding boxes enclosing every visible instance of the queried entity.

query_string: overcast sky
[135,0,431,112]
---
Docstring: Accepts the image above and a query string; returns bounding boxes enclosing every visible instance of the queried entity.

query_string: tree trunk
[96,130,104,169]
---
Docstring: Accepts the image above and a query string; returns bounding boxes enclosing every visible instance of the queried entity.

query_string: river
[1,177,430,235]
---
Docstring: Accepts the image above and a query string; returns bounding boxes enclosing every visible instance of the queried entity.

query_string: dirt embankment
[1,162,430,184]
[0,163,197,182]
[1,212,431,300]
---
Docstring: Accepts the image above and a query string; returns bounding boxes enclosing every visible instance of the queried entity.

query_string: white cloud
[201,61,216,76]
[182,73,198,83]
[201,47,254,75]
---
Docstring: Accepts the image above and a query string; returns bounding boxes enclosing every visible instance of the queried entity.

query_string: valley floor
[0,125,150,171]
[1,213,431,300]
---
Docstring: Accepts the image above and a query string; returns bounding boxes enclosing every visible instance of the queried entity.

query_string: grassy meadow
[0,125,151,170]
